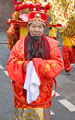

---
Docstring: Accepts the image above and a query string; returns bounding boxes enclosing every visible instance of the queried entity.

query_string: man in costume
[7,0,61,50]
[47,0,75,75]
[6,3,63,120]
[7,0,30,50]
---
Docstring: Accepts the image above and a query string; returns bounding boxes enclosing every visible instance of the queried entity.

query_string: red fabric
[33,37,64,79]
[6,36,63,108]
[62,46,75,72]
[49,36,57,40]
[28,11,47,25]
[7,24,20,50]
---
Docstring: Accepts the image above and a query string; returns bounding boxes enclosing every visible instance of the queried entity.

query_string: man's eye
[32,26,35,28]
[38,26,42,29]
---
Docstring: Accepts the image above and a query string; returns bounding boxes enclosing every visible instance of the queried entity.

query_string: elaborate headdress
[28,11,47,25]
[7,0,61,27]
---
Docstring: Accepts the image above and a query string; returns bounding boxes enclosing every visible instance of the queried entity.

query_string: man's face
[28,22,45,36]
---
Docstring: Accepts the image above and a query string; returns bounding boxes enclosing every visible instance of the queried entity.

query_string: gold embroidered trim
[50,46,58,55]
[15,39,24,60]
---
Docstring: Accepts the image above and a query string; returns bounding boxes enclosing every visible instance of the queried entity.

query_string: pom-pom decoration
[45,4,50,10]
[14,4,28,11]
[14,0,51,12]
[28,3,34,9]
[35,3,41,8]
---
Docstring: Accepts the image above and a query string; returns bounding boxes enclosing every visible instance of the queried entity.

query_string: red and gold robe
[6,36,63,108]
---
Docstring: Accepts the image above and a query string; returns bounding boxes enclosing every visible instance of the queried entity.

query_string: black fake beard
[27,32,45,60]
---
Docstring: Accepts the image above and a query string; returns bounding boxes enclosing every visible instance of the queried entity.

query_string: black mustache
[31,36,41,41]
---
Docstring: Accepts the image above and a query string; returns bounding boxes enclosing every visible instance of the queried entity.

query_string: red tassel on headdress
[28,3,34,9]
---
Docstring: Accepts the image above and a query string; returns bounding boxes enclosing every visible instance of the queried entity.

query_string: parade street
[0,31,75,120]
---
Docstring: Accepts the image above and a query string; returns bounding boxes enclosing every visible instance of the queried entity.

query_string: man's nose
[34,27,39,32]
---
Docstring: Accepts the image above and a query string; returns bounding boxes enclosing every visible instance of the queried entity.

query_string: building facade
[0,0,14,30]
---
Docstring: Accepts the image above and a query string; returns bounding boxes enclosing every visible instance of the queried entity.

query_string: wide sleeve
[32,41,63,80]
[6,40,29,84]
